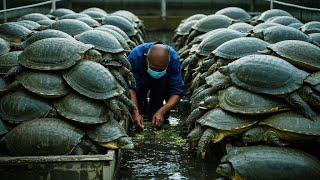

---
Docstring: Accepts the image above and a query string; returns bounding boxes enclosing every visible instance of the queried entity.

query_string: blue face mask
[147,66,166,79]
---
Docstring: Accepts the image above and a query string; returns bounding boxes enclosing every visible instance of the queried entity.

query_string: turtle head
[242,127,264,145]
[216,162,235,177]
[118,137,134,150]
[85,49,102,62]
[218,65,230,75]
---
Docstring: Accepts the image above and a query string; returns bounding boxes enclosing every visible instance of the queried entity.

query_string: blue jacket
[128,42,185,96]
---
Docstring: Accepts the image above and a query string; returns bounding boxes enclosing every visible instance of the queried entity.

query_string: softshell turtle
[54,93,110,124]
[257,9,292,22]
[87,119,134,149]
[253,25,310,44]
[301,21,320,34]
[19,38,94,70]
[16,71,69,98]
[22,29,73,48]
[263,40,320,71]
[216,146,320,180]
[63,60,123,100]
[186,15,233,44]
[50,19,93,36]
[19,13,50,22]
[3,118,84,156]
[215,7,251,21]
[187,108,258,158]
[243,111,320,146]
[219,54,318,120]
[219,86,289,115]
[0,90,52,124]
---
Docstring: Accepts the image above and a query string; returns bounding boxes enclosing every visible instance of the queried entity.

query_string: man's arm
[152,95,181,127]
[130,89,144,129]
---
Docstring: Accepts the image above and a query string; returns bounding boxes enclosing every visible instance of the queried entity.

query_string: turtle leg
[118,136,134,150]
[4,65,24,79]
[284,92,319,121]
[197,128,216,159]
[185,30,200,45]
[184,107,208,126]
[207,59,229,74]
[187,125,205,149]
[298,86,320,109]
[265,130,288,146]
[105,98,122,118]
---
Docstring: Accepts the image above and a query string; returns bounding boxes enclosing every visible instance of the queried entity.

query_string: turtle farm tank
[1,1,320,179]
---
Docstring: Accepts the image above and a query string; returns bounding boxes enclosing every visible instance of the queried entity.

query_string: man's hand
[134,112,144,130]
[152,110,165,128]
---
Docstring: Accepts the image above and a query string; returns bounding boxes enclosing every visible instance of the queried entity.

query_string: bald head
[146,44,170,71]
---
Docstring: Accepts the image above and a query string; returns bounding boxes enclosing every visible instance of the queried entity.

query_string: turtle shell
[76,17,101,27]
[15,20,40,30]
[50,19,93,36]
[37,19,56,28]
[0,119,8,136]
[59,13,91,20]
[301,21,320,34]
[112,10,139,23]
[192,15,233,33]
[4,118,84,156]
[54,93,109,124]
[267,16,301,26]
[0,37,10,56]
[205,71,231,87]
[288,22,304,29]
[0,77,9,94]
[309,33,320,46]
[215,7,251,21]
[221,146,320,179]
[102,15,137,36]
[268,40,320,71]
[257,9,292,22]
[251,22,281,34]
[219,86,288,115]
[19,13,50,22]
[0,23,32,42]
[17,71,69,98]
[196,29,245,56]
[197,108,258,131]
[22,29,73,48]
[177,20,199,36]
[87,119,127,144]
[99,25,131,41]
[51,8,75,17]
[184,14,207,23]
[19,38,93,70]
[260,111,320,136]
[0,91,52,124]
[305,71,320,92]
[95,27,130,51]
[81,11,106,21]
[259,25,310,44]
[75,30,124,53]
[228,22,253,33]
[212,37,269,60]
[220,54,309,95]
[83,7,107,14]
[63,60,123,100]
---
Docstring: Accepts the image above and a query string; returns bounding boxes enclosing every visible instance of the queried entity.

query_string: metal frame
[267,0,320,12]
[0,0,62,22]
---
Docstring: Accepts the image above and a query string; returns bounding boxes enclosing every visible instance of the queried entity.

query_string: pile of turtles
[174,7,320,179]
[0,7,145,156]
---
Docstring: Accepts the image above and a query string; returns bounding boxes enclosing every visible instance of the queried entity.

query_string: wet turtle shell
[3,118,84,156]
[22,29,73,48]
[87,119,128,147]
[257,9,292,22]
[0,91,52,124]
[51,8,75,17]
[75,30,124,53]
[176,20,199,36]
[266,40,320,71]
[227,22,253,33]
[192,14,233,33]
[301,21,320,34]
[50,19,93,36]
[19,13,50,22]
[59,13,91,20]
[220,54,309,95]
[219,86,288,115]
[0,51,20,75]
[0,23,32,43]
[54,93,109,124]
[63,60,123,100]
[250,22,281,34]
[19,38,93,70]
[215,7,251,21]
[255,25,310,44]
[218,146,320,180]
[267,16,301,26]
[212,37,269,60]
[95,27,130,51]
[102,15,137,36]
[15,20,40,30]
[76,17,101,27]
[0,37,10,56]
[196,29,245,56]
[17,71,69,98]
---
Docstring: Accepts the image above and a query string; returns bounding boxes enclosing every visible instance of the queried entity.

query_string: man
[128,42,184,130]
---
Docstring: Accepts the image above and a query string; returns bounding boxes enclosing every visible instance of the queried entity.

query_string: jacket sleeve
[168,54,185,96]
[128,47,141,91]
